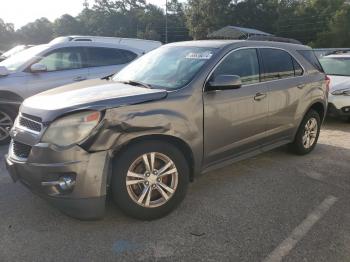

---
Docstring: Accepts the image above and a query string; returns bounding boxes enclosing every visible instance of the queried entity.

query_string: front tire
[289,109,321,155]
[0,105,17,145]
[112,140,190,220]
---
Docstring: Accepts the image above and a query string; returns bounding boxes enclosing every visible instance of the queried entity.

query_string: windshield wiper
[117,80,153,89]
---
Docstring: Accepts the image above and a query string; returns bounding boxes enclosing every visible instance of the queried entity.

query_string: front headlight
[42,111,101,147]
[332,88,350,96]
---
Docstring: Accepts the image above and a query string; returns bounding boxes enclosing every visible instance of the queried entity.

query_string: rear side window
[87,47,137,67]
[298,50,324,72]
[260,48,295,81]
[213,48,260,85]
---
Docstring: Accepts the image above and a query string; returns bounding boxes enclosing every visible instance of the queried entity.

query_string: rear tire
[112,140,190,220]
[0,105,17,145]
[289,109,321,155]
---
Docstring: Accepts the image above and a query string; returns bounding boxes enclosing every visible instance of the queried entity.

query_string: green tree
[17,18,54,44]
[313,4,350,47]
[53,14,82,37]
[185,0,232,39]
[0,18,17,50]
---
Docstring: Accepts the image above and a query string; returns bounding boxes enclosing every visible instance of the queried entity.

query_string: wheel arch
[112,134,196,182]
[0,91,23,108]
[309,101,326,121]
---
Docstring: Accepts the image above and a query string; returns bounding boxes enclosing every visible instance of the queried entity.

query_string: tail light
[325,75,331,93]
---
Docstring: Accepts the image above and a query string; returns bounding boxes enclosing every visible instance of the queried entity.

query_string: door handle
[73,76,87,82]
[254,92,267,101]
[297,84,305,89]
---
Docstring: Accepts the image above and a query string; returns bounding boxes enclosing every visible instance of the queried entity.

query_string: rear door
[258,48,305,143]
[24,47,89,97]
[203,48,269,166]
[85,47,138,79]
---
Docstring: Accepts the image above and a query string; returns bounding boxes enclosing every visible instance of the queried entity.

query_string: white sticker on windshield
[185,51,213,60]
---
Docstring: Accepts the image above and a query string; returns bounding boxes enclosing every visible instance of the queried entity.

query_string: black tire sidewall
[0,105,17,145]
[292,109,321,155]
[112,140,190,220]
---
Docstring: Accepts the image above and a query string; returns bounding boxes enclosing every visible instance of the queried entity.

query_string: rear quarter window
[297,50,324,72]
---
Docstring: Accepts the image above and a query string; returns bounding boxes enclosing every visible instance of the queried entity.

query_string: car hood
[21,79,168,122]
[328,75,350,92]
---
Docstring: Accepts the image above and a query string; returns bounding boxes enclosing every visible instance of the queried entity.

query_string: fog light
[41,176,76,191]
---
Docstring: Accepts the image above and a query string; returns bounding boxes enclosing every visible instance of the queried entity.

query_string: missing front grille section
[12,141,32,159]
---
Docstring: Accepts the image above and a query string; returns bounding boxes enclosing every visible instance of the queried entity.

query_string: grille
[18,116,42,133]
[12,141,32,159]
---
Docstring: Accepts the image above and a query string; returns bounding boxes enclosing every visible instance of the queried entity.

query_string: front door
[203,48,269,166]
[25,47,89,97]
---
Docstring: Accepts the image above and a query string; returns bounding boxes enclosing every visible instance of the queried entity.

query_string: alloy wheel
[302,118,318,149]
[0,111,13,142]
[126,152,179,208]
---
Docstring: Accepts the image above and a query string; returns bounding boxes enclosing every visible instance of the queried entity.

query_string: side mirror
[0,66,10,76]
[207,75,242,91]
[30,63,47,73]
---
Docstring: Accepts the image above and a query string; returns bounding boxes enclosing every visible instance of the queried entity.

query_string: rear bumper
[5,143,111,220]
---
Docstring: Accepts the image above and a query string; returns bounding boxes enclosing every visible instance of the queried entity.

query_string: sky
[0,0,169,29]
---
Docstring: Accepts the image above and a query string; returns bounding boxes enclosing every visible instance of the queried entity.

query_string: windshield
[319,57,350,76]
[1,45,27,58]
[0,45,47,71]
[113,46,216,90]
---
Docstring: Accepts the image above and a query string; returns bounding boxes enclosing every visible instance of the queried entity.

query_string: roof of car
[165,40,310,50]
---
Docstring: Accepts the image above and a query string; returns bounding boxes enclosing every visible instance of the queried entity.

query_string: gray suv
[5,40,328,220]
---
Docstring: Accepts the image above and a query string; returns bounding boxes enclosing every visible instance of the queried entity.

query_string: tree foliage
[0,0,349,50]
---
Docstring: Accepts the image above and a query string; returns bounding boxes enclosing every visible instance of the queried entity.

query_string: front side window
[38,47,84,72]
[113,46,216,90]
[87,47,137,67]
[212,48,260,85]
[260,49,295,81]
[319,57,350,76]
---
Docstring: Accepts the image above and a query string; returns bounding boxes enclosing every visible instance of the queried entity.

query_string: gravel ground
[0,117,349,262]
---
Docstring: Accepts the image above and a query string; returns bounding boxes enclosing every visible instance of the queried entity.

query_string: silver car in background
[0,36,162,144]
[319,52,350,121]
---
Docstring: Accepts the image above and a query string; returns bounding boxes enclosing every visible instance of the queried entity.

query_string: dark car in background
[5,40,328,220]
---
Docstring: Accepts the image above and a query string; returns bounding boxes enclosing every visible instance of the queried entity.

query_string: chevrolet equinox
[5,40,328,220]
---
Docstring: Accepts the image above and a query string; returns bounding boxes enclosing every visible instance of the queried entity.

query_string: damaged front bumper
[5,138,111,220]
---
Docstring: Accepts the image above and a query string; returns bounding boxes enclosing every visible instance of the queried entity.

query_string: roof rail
[247,35,302,45]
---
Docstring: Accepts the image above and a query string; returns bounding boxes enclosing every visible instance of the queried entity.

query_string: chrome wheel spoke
[158,161,172,175]
[158,168,177,178]
[137,186,150,204]
[126,179,145,186]
[157,185,170,200]
[150,153,155,171]
[142,154,151,172]
[127,171,145,179]
[145,187,152,207]
[159,182,175,194]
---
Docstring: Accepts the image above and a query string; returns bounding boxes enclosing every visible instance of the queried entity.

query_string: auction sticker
[185,51,214,60]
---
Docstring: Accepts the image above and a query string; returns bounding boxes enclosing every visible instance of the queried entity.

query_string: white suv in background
[319,52,350,122]
[0,36,162,144]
